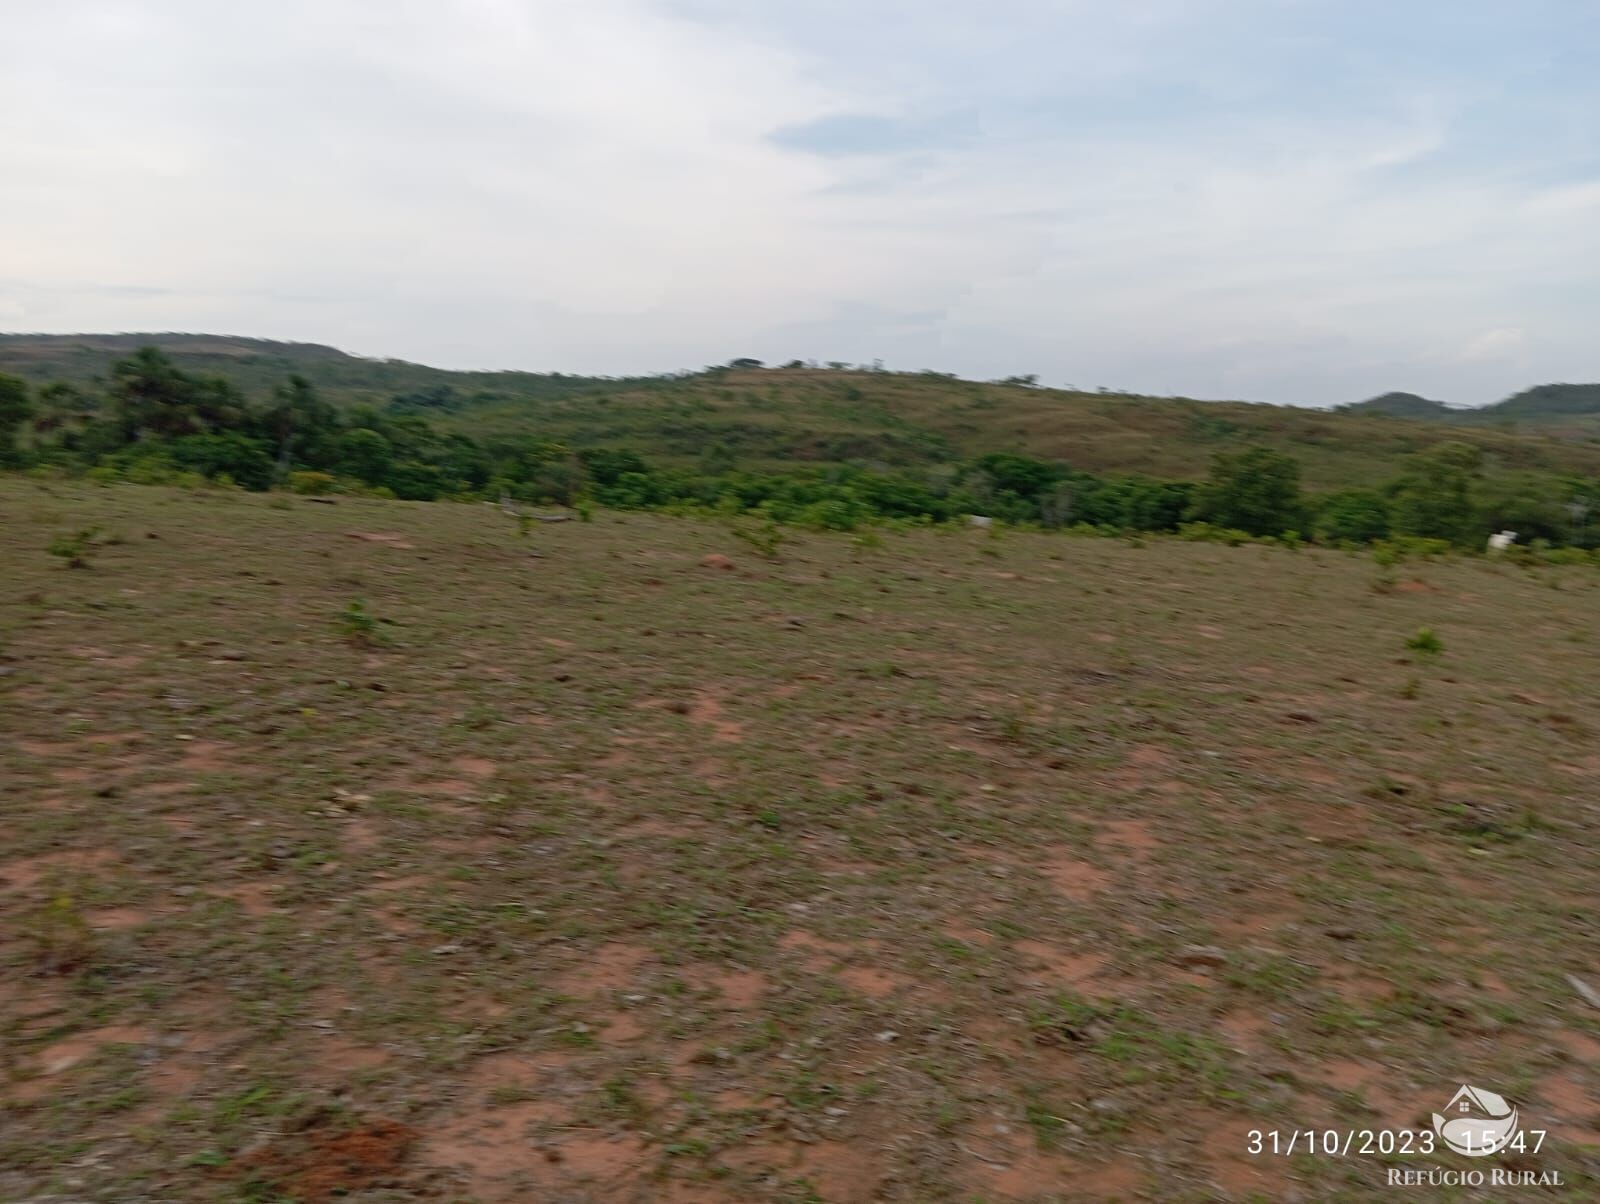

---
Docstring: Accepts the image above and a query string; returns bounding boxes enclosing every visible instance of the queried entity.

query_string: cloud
[1461,327,1527,361]
[1,0,1597,405]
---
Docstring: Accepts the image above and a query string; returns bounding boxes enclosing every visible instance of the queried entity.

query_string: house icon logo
[1433,1085,1520,1156]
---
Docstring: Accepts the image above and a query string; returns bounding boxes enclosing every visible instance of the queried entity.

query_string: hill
[1338,391,1459,420]
[4,333,1600,490]
[1482,383,1600,432]
[5,477,1599,1199]
[1340,383,1600,440]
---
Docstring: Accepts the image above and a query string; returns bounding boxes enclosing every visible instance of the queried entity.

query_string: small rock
[430,943,464,956]
[875,1030,900,1043]
[1175,944,1229,969]
[699,553,735,570]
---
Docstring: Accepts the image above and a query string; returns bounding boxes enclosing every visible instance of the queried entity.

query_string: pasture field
[3,478,1599,1202]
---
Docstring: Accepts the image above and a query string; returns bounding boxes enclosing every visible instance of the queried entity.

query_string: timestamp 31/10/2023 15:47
[1246,1128,1549,1157]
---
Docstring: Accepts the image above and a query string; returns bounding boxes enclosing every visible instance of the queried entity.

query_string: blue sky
[2,0,1597,405]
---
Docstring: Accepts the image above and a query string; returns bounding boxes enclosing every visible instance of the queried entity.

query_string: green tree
[260,374,340,474]
[111,347,244,440]
[1315,489,1391,544]
[333,428,396,485]
[0,373,34,464]
[1190,447,1304,536]
[1388,442,1483,544]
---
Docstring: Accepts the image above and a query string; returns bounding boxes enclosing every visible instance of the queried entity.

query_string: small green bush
[48,527,103,568]
[1406,627,1443,657]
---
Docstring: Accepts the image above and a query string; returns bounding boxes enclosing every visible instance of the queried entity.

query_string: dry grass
[4,478,1599,1202]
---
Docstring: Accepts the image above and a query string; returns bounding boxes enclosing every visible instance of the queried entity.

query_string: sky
[2,0,1597,407]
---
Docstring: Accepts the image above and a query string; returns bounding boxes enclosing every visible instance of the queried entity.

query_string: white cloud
[1,0,1596,404]
[1461,327,1527,362]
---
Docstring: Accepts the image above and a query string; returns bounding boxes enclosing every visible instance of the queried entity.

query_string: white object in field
[1487,530,1518,552]
[967,515,993,529]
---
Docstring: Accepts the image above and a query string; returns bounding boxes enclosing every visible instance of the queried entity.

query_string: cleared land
[4,479,1599,1202]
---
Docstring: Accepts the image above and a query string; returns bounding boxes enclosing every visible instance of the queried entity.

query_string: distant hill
[0,332,662,411]
[1340,391,1460,420]
[3,332,1600,488]
[1486,383,1600,421]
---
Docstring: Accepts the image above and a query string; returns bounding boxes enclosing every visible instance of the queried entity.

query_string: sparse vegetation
[46,526,103,568]
[4,462,1598,1200]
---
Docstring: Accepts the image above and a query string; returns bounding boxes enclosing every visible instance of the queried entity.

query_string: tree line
[2,347,1596,549]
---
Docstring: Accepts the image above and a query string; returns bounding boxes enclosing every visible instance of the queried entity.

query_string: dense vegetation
[4,344,1599,551]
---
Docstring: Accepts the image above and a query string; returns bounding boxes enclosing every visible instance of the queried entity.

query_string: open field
[4,479,1600,1202]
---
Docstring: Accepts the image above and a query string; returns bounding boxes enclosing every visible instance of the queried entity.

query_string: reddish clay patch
[1098,818,1158,859]
[176,739,233,772]
[1038,847,1112,901]
[205,880,280,917]
[1538,1074,1600,1143]
[779,930,856,960]
[33,1024,154,1077]
[835,965,910,999]
[229,1115,416,1203]
[1215,1010,1271,1055]
[557,942,652,996]
[1203,1117,1295,1199]
[602,1012,647,1042]
[84,906,157,931]
[0,849,117,894]
[1015,940,1112,994]
[344,530,416,549]
[1555,1030,1600,1062]
[795,1141,887,1201]
[706,967,768,1009]
[421,1101,566,1198]
[688,691,744,743]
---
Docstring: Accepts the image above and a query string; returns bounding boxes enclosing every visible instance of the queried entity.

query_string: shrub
[1406,627,1444,657]
[730,517,786,559]
[48,527,103,568]
[286,471,339,495]
[335,599,391,646]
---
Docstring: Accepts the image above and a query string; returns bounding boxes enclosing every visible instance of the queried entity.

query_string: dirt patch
[836,964,911,999]
[706,967,768,1009]
[795,1141,888,1201]
[452,756,498,779]
[205,880,281,917]
[1538,1074,1600,1142]
[1038,847,1111,900]
[1202,1117,1295,1199]
[175,739,233,773]
[421,1102,566,1198]
[0,848,117,894]
[1015,940,1112,994]
[229,1115,416,1203]
[557,942,652,996]
[344,531,416,549]
[1098,818,1158,859]
[688,690,744,743]
[84,906,158,930]
[30,1024,154,1077]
